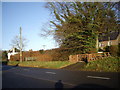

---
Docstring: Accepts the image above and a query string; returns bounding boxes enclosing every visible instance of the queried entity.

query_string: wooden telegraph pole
[20,27,22,62]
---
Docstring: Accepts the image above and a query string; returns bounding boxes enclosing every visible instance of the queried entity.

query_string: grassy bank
[7,61,19,66]
[81,57,120,72]
[6,57,120,72]
[7,61,75,69]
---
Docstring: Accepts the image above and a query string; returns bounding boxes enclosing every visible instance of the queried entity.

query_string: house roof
[99,31,120,42]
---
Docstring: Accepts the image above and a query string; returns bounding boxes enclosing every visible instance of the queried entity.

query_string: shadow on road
[71,83,109,89]
[55,80,64,90]
[13,63,19,67]
[61,62,86,71]
[2,63,19,71]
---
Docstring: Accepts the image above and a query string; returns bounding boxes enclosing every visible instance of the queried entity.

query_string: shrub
[103,45,119,57]
[104,46,110,52]
[2,51,8,60]
[88,48,97,54]
[39,49,44,54]
[109,45,119,56]
[98,48,104,52]
[51,49,69,61]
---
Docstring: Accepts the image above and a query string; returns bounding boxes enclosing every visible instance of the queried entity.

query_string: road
[2,65,120,89]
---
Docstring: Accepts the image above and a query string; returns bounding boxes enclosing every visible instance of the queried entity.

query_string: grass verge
[7,61,19,66]
[6,57,120,72]
[81,57,120,72]
[7,61,75,69]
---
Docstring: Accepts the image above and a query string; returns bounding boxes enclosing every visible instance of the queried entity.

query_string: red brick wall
[10,51,53,61]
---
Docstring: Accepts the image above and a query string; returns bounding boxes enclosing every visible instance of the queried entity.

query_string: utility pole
[20,27,22,62]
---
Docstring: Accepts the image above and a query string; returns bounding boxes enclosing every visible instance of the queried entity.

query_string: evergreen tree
[46,2,118,54]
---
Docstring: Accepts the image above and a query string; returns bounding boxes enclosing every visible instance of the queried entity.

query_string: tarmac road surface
[2,65,120,89]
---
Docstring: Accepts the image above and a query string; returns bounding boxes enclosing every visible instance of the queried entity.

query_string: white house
[8,48,19,60]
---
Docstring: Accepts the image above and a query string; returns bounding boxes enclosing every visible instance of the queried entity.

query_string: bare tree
[10,35,28,51]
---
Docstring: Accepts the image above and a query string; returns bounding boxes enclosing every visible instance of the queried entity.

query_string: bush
[2,51,8,60]
[109,45,119,56]
[39,49,44,54]
[88,48,97,54]
[103,45,119,57]
[51,49,69,61]
[98,48,104,52]
[104,46,110,52]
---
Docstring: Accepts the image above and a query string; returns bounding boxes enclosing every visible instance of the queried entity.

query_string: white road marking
[87,75,110,80]
[45,72,56,74]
